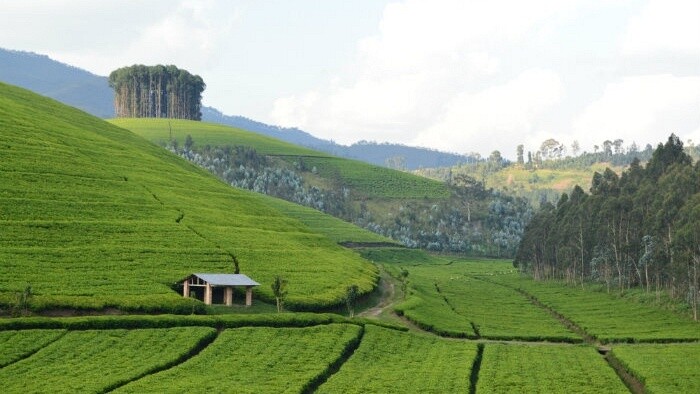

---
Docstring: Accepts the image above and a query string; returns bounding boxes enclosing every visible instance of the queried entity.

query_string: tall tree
[108,64,205,120]
[515,134,700,319]
[540,138,565,160]
[516,144,525,165]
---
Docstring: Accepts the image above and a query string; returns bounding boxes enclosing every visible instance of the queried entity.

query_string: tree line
[108,65,205,120]
[515,135,700,320]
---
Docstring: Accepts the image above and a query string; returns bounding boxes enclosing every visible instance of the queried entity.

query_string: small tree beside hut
[271,276,288,313]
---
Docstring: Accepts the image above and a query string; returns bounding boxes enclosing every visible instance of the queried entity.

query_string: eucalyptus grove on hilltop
[108,65,205,120]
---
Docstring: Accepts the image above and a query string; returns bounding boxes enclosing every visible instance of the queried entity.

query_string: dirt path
[358,269,397,318]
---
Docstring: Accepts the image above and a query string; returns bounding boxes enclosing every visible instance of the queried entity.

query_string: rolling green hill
[0,82,382,312]
[110,118,531,257]
[110,118,451,200]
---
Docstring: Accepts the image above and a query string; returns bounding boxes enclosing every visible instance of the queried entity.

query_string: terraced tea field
[3,83,698,393]
[0,329,66,367]
[116,324,361,393]
[1,255,699,393]
[318,325,478,393]
[489,276,700,343]
[377,251,578,341]
[1,83,379,311]
[612,343,700,393]
[0,327,216,393]
[478,343,628,393]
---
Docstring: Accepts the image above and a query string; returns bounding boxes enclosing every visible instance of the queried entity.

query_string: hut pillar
[183,279,190,298]
[245,286,253,306]
[224,287,233,306]
[204,283,212,305]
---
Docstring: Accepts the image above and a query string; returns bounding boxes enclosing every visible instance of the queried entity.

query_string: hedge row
[0,313,407,332]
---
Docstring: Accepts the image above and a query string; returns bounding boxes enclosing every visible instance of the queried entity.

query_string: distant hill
[0,82,380,312]
[201,106,473,170]
[0,47,472,169]
[416,145,658,207]
[0,48,113,117]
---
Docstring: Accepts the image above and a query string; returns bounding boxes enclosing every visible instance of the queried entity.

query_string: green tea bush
[0,327,216,393]
[478,343,628,393]
[318,325,478,393]
[611,343,700,393]
[115,324,362,393]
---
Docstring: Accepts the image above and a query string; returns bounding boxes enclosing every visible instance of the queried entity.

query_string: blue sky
[1,0,698,158]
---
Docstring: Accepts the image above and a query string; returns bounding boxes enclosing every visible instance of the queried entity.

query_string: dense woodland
[515,135,700,320]
[108,65,204,120]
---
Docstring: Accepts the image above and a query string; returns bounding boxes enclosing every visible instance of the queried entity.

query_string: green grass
[487,164,613,194]
[115,324,362,393]
[114,118,451,200]
[478,343,628,393]
[318,325,478,393]
[611,343,700,393]
[0,329,66,367]
[492,276,700,343]
[437,276,578,341]
[0,327,216,393]
[0,82,378,311]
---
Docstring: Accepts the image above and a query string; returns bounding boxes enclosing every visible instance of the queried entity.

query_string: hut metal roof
[192,273,260,287]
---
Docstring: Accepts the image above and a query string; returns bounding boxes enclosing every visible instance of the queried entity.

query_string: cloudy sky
[1,0,698,158]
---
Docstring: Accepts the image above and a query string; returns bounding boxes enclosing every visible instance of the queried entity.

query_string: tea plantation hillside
[113,118,532,256]
[110,118,451,200]
[0,82,380,312]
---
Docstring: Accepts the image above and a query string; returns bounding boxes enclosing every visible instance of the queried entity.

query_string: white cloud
[3,0,239,76]
[572,74,700,150]
[4,0,698,158]
[120,1,238,69]
[622,0,700,56]
[270,0,576,148]
[412,69,563,155]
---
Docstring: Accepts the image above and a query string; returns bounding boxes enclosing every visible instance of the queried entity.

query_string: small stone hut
[183,273,260,306]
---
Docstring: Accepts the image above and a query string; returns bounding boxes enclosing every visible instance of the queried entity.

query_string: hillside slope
[110,118,450,200]
[202,107,473,170]
[113,118,532,256]
[0,82,379,312]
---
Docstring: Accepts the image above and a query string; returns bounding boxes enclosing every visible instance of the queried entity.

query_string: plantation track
[357,270,396,318]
